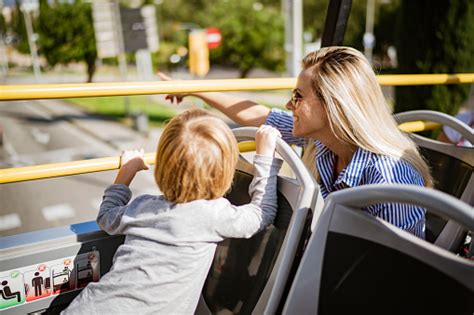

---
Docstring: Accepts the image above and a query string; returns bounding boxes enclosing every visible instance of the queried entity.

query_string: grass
[64,93,286,128]
[65,96,177,127]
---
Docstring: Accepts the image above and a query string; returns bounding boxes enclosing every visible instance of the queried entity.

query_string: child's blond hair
[155,108,239,203]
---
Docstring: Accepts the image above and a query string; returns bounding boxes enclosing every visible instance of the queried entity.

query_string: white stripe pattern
[0,213,22,231]
[41,203,76,221]
[266,108,426,238]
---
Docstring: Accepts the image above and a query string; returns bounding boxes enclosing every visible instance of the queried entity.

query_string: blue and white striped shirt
[266,108,426,238]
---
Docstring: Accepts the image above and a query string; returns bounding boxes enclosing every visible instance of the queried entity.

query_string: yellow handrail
[0,142,256,184]
[376,73,474,86]
[1,74,473,101]
[398,121,441,133]
[0,121,442,185]
[0,73,461,184]
[0,78,296,101]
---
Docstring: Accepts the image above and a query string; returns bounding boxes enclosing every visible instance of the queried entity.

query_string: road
[0,100,160,237]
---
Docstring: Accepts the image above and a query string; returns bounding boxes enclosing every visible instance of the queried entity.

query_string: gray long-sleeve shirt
[62,155,282,315]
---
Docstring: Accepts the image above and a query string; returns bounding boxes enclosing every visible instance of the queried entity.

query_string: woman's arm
[158,72,270,126]
[189,92,270,127]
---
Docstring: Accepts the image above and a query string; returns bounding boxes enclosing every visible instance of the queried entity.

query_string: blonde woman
[162,46,432,239]
[63,109,283,314]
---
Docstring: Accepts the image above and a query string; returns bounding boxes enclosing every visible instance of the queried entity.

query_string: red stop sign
[207,27,222,49]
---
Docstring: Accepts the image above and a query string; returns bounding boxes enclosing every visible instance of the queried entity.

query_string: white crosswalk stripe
[0,213,22,231]
[41,204,76,221]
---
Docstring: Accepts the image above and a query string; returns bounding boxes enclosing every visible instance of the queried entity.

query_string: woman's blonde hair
[155,108,239,203]
[301,46,433,187]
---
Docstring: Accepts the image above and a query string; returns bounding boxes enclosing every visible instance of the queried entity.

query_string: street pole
[291,0,303,77]
[282,0,303,77]
[364,0,375,63]
[22,6,42,82]
[112,0,130,115]
[0,36,8,80]
[282,0,291,76]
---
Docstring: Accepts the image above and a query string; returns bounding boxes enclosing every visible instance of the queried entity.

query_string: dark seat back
[202,170,295,315]
[282,184,474,315]
[419,147,473,242]
[394,110,474,250]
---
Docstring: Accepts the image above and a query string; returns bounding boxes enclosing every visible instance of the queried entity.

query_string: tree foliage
[395,0,474,114]
[156,0,392,76]
[199,0,284,77]
[158,0,284,77]
[0,11,6,37]
[11,1,30,54]
[303,0,367,50]
[37,0,97,82]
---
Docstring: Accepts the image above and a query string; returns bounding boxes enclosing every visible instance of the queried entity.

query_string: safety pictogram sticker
[0,250,100,311]
[24,264,52,302]
[76,251,100,288]
[51,258,75,295]
[0,271,25,309]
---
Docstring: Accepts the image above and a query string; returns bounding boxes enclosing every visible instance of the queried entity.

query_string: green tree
[303,0,367,50]
[198,0,285,78]
[37,0,97,82]
[0,11,6,37]
[373,0,400,60]
[11,0,30,54]
[395,0,474,114]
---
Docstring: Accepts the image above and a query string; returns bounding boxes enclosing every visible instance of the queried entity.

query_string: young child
[62,108,282,314]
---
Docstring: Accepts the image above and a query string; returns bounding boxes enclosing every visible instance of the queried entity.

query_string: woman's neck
[320,136,356,173]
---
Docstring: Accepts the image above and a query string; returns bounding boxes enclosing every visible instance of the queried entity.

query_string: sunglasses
[290,89,303,107]
[290,89,320,108]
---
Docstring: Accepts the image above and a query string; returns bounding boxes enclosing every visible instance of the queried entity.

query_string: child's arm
[216,126,283,238]
[97,149,149,235]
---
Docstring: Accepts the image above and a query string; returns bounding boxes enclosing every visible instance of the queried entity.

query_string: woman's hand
[157,71,190,105]
[255,125,281,157]
[114,149,149,186]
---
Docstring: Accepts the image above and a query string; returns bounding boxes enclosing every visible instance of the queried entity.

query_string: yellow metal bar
[0,119,440,185]
[237,141,256,152]
[0,78,297,101]
[0,153,154,184]
[0,143,255,184]
[1,74,473,101]
[398,121,441,133]
[377,73,474,86]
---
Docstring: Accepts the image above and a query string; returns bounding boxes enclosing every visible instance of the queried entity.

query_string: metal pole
[364,0,375,62]
[283,0,303,77]
[0,121,441,185]
[0,35,8,79]
[22,7,42,82]
[291,0,303,77]
[321,0,352,47]
[1,74,473,101]
[282,0,291,76]
[112,0,130,115]
[0,142,257,184]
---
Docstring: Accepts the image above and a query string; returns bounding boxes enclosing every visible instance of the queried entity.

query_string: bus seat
[196,127,319,315]
[282,184,474,315]
[0,127,320,315]
[395,110,474,251]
